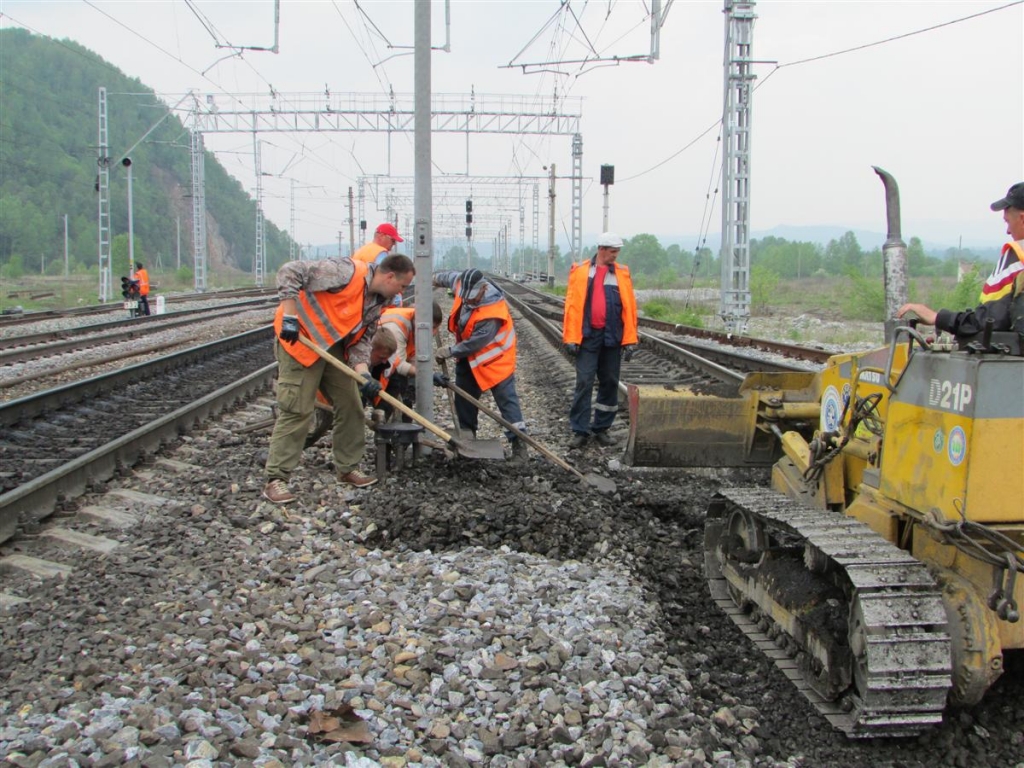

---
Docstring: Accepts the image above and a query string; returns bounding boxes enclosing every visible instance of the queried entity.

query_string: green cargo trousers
[265,341,366,482]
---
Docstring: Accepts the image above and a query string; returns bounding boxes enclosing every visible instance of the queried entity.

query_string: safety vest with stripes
[449,288,517,391]
[562,259,638,346]
[980,241,1024,303]
[273,259,373,367]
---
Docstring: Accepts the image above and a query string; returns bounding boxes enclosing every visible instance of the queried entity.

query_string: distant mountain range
[655,225,999,259]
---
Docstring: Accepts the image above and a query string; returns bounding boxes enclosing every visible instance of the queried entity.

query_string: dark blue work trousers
[454,358,526,443]
[569,334,621,435]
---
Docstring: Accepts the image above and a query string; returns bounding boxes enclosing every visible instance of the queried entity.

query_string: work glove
[435,346,454,361]
[564,343,579,357]
[280,315,300,343]
[432,372,449,387]
[622,345,636,362]
[359,373,382,399]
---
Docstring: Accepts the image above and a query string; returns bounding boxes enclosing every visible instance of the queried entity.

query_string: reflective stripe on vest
[273,260,371,367]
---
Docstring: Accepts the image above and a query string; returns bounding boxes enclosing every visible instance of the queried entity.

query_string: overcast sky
[3,0,1023,255]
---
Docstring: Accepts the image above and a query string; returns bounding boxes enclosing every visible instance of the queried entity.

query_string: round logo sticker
[932,429,944,453]
[821,385,842,433]
[947,426,966,467]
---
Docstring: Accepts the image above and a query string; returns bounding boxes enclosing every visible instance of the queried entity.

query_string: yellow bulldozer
[625,171,1023,738]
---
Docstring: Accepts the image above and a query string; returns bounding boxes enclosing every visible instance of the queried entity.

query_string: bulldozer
[625,169,1023,738]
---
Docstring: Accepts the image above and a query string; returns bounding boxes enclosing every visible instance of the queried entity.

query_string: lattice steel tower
[96,88,112,303]
[719,0,757,332]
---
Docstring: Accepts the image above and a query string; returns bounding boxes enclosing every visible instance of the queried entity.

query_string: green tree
[750,264,780,315]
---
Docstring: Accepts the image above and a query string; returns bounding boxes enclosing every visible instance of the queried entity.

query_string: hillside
[0,28,293,280]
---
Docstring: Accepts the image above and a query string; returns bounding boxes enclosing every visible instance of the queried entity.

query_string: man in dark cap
[432,268,529,464]
[898,183,1024,339]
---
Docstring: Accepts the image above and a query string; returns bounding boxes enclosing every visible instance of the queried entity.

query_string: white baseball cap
[597,232,623,248]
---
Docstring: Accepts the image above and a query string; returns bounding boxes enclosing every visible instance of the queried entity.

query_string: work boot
[568,433,589,449]
[593,430,618,447]
[339,469,378,488]
[263,479,296,504]
[508,439,529,465]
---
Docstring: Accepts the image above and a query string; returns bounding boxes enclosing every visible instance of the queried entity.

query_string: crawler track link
[705,487,953,738]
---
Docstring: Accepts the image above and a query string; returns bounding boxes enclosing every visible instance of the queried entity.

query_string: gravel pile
[1,300,1021,768]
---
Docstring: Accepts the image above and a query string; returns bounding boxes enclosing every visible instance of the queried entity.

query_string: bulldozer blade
[624,383,777,468]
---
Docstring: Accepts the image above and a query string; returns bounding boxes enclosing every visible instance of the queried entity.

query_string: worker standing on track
[562,232,638,449]
[432,268,530,464]
[263,253,415,504]
[897,182,1024,339]
[134,262,151,316]
[353,223,405,307]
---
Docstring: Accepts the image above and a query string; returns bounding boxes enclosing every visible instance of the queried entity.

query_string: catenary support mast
[96,88,112,303]
[719,0,757,332]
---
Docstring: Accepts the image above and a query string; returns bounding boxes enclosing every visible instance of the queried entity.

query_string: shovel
[298,337,505,461]
[440,378,617,495]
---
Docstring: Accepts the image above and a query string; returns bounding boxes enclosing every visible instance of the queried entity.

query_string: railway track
[0,299,274,368]
[0,286,276,330]
[0,327,276,545]
[497,277,830,367]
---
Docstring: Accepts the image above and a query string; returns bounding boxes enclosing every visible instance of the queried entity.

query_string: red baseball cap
[376,223,403,242]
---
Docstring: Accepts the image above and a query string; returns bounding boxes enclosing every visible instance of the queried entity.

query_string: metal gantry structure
[719,0,757,332]
[186,91,582,290]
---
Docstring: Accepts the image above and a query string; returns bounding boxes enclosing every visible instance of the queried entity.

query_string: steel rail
[0,328,276,543]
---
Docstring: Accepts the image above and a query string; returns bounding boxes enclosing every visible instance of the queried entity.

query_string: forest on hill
[0,28,293,280]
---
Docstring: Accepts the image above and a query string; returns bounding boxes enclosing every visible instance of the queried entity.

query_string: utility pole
[546,163,556,286]
[124,157,135,279]
[413,0,434,420]
[176,216,181,269]
[348,187,355,256]
[600,164,614,232]
[253,137,265,287]
[289,178,297,262]
[337,231,343,257]
[63,214,69,277]
[465,199,473,269]
[719,0,757,333]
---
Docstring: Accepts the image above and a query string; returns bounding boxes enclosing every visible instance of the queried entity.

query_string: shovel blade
[451,437,506,460]
[583,473,617,495]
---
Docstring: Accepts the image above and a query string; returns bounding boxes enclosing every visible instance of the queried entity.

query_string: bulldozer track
[706,486,953,738]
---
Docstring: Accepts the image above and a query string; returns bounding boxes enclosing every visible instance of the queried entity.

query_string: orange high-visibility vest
[135,268,150,296]
[562,259,638,346]
[273,259,372,367]
[353,241,387,264]
[449,289,517,391]
[375,306,417,397]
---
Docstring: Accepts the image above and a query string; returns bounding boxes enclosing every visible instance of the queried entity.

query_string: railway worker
[263,253,415,504]
[354,223,405,306]
[371,300,444,419]
[134,262,151,316]
[432,268,530,464]
[562,232,638,449]
[897,182,1024,339]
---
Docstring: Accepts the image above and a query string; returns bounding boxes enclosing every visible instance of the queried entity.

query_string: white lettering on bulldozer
[928,378,974,413]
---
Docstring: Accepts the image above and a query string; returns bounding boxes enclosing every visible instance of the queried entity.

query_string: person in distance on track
[432,268,530,465]
[134,262,151,316]
[263,252,415,504]
[897,182,1024,340]
[353,223,405,306]
[562,232,638,449]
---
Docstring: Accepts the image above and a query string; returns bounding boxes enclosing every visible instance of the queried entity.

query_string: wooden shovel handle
[298,336,453,443]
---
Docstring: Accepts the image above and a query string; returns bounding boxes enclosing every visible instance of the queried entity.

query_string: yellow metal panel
[965,419,1024,523]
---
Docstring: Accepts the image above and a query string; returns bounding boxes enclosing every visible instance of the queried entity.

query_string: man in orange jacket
[134,262,151,316]
[353,223,405,307]
[432,268,529,464]
[263,253,415,504]
[562,233,638,449]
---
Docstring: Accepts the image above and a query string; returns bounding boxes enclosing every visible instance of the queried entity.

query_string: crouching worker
[263,253,415,504]
[372,301,444,419]
[432,269,529,464]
